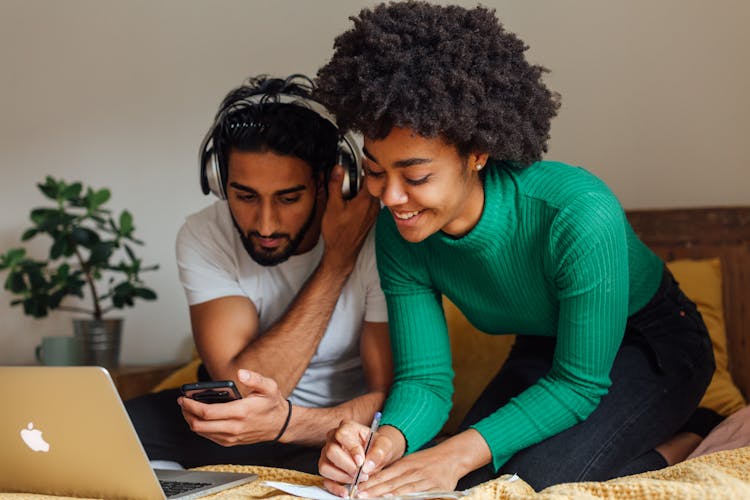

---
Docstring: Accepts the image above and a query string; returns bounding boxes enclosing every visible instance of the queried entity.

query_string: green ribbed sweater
[376,160,664,471]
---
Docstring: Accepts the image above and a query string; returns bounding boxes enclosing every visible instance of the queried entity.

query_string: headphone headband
[199,88,363,201]
[223,93,338,129]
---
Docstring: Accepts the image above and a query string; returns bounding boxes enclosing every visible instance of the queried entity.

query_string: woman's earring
[475,163,484,171]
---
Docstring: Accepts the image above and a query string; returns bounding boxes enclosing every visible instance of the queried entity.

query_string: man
[125,75,391,473]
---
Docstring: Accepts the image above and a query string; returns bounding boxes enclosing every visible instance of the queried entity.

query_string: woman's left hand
[352,446,459,498]
[352,429,492,498]
[178,369,289,446]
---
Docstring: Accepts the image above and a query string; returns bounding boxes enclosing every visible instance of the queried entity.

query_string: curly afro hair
[315,1,561,166]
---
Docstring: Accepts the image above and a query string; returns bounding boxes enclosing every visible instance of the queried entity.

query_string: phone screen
[181,380,242,404]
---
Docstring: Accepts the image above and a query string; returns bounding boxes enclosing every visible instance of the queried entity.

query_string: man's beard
[230,199,318,267]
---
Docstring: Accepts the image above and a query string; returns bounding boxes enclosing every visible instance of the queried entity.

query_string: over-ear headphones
[199,77,363,200]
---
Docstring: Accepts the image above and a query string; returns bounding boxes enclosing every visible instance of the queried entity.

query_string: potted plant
[0,177,158,368]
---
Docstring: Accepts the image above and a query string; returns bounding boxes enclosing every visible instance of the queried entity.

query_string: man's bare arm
[279,321,393,446]
[190,254,358,396]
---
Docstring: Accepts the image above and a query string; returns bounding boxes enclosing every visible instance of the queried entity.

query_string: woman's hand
[178,369,289,445]
[339,429,492,498]
[319,422,405,497]
[352,446,461,498]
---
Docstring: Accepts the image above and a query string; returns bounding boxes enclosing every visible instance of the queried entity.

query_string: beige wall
[1,0,748,366]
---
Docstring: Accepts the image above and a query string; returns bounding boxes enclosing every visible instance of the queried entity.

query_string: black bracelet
[273,399,293,442]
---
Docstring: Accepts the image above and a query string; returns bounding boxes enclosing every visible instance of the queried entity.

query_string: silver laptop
[0,366,257,499]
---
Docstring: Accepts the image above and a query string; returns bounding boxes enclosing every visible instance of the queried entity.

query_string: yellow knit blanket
[4,447,749,500]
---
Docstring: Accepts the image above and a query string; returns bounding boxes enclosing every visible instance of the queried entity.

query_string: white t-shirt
[175,201,388,408]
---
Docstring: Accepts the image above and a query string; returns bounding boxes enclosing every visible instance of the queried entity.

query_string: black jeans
[456,267,715,491]
[124,388,320,472]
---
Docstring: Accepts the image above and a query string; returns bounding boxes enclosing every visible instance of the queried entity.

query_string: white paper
[262,481,341,500]
[262,475,519,499]
[261,480,477,500]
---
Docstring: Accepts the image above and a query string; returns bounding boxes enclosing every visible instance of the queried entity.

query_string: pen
[349,411,381,498]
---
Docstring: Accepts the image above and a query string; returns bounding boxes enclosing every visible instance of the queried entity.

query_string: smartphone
[180,380,242,404]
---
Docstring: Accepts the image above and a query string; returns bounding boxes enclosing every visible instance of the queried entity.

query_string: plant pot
[72,318,123,370]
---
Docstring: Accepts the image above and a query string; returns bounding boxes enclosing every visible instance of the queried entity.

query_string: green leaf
[23,296,49,318]
[21,229,38,241]
[37,178,59,200]
[66,274,87,293]
[30,208,75,233]
[30,208,58,226]
[61,182,83,201]
[119,211,133,236]
[70,227,100,248]
[7,271,27,293]
[112,293,126,309]
[134,287,157,300]
[109,281,137,309]
[26,265,48,290]
[89,241,115,266]
[49,289,66,308]
[91,188,111,209]
[55,263,71,280]
[69,193,87,208]
[49,238,68,260]
[114,282,134,294]
[0,248,26,269]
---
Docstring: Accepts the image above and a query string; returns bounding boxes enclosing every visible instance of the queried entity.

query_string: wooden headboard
[626,206,750,400]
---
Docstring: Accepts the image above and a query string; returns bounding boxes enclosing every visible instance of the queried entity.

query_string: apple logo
[20,422,50,452]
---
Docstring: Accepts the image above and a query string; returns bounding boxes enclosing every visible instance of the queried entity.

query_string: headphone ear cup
[337,131,363,200]
[200,147,212,195]
[338,145,361,200]
[199,126,227,199]
[202,146,227,200]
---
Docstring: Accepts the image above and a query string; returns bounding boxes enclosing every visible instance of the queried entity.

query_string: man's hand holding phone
[178,369,293,446]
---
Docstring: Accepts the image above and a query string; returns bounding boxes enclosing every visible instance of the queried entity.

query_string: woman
[314,1,716,495]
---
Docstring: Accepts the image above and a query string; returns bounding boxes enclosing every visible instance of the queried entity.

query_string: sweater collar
[430,161,517,252]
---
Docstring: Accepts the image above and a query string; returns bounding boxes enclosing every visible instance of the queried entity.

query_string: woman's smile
[392,208,425,221]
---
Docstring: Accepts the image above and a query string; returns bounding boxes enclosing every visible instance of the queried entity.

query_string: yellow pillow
[151,357,202,393]
[443,298,514,433]
[666,258,746,416]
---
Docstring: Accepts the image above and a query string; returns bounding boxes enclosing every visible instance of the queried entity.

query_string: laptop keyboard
[159,479,211,497]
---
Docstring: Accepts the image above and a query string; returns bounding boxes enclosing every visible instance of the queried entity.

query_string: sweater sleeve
[374,210,455,453]
[472,192,631,470]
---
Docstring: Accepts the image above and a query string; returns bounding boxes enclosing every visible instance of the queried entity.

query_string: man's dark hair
[315,2,560,165]
[214,74,339,182]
